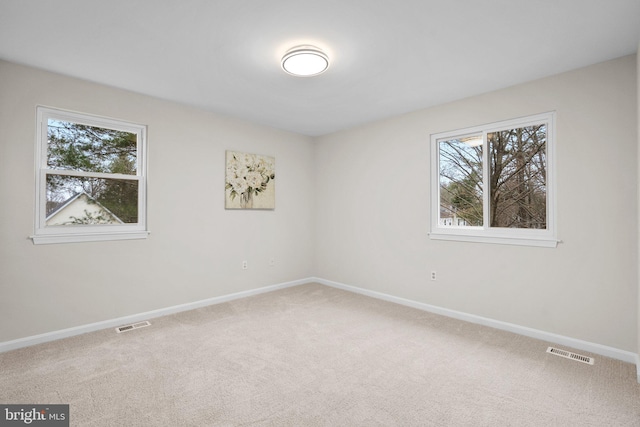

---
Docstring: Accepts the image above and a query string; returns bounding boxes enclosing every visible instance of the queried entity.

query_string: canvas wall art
[225,151,275,209]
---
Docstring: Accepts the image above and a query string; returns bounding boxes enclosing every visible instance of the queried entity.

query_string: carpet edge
[314,277,639,368]
[0,277,314,353]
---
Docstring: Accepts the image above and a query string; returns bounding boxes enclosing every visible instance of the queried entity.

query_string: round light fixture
[281,45,329,77]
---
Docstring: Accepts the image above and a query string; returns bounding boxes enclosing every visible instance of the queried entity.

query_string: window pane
[46,175,138,225]
[47,119,137,174]
[488,125,546,229]
[439,136,483,227]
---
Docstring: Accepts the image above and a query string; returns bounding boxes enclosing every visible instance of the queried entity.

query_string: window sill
[31,231,150,245]
[429,231,559,248]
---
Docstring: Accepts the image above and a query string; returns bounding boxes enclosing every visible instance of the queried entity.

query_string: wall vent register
[115,321,151,333]
[546,346,594,365]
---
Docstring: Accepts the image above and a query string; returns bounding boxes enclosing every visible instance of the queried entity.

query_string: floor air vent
[115,321,151,333]
[546,347,594,365]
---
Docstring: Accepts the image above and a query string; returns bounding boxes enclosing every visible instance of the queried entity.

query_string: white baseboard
[313,277,639,367]
[0,278,311,354]
[3,275,639,384]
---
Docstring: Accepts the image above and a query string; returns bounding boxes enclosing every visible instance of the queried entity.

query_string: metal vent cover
[547,347,594,365]
[115,321,151,333]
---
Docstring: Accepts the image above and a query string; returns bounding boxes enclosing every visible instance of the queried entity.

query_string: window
[430,112,556,247]
[33,107,148,244]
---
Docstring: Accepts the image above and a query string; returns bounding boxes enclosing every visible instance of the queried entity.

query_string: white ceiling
[1,1,639,136]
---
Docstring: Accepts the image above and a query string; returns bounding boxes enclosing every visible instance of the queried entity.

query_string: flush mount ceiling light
[460,136,483,147]
[281,45,329,77]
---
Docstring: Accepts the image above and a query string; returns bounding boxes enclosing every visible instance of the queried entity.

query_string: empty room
[1,1,639,425]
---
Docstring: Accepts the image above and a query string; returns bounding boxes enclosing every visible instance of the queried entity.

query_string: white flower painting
[225,151,275,209]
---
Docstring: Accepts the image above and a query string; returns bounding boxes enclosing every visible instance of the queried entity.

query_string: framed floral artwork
[225,151,275,209]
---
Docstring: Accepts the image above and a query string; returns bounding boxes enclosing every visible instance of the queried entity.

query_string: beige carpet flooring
[1,283,639,426]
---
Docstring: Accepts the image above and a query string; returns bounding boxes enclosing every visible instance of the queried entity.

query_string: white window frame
[32,106,149,244]
[429,112,557,248]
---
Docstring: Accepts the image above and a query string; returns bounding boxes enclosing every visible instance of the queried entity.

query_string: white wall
[637,43,640,367]
[315,55,638,352]
[1,55,637,355]
[0,60,315,342]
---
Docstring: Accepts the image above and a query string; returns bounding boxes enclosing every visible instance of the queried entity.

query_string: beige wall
[0,60,316,342]
[315,55,638,352]
[1,55,638,354]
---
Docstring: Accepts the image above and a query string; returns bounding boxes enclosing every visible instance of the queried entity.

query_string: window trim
[429,112,557,248]
[32,106,149,244]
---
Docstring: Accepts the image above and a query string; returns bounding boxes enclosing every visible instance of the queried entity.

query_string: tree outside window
[33,107,147,244]
[46,121,139,224]
[431,113,556,247]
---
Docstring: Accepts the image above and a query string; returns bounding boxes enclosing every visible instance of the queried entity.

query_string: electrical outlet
[431,271,437,281]
[242,260,248,270]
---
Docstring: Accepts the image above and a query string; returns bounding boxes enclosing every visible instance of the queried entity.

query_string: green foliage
[47,122,137,173]
[67,210,114,225]
[439,139,483,226]
[446,170,483,226]
[46,121,138,223]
